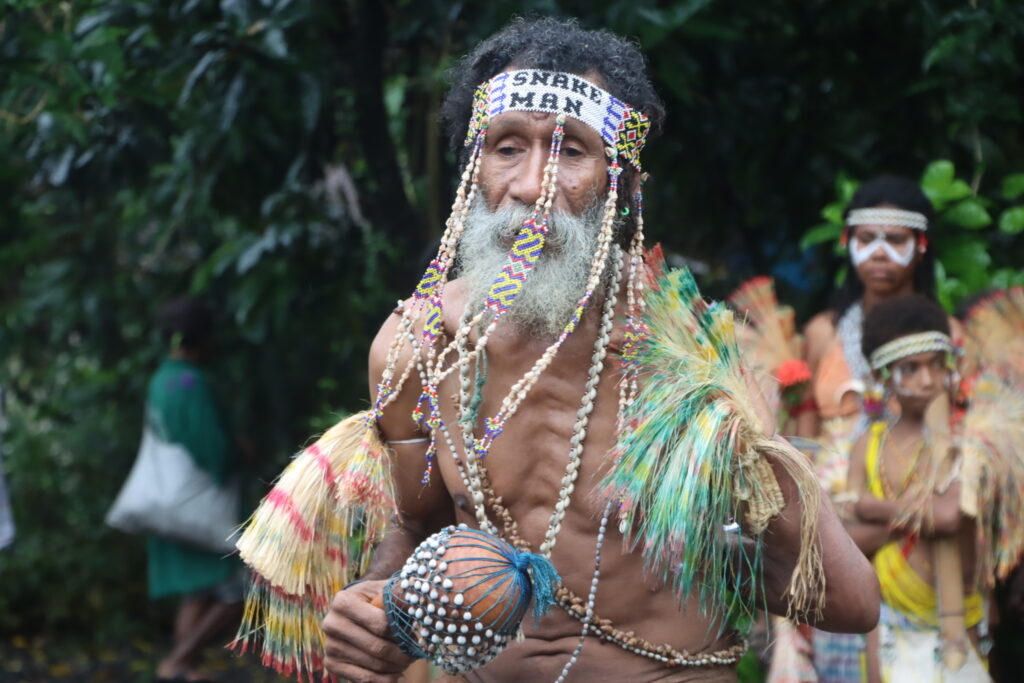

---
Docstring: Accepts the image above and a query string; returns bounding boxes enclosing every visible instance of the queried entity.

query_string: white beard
[457,199,609,338]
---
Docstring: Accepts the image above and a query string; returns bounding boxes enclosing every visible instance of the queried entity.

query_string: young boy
[845,294,989,682]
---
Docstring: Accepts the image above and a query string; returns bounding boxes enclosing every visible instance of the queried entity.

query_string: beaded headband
[465,69,650,170]
[869,331,954,371]
[846,208,928,231]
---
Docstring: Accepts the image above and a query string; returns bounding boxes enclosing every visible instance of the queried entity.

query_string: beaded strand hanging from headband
[405,71,651,677]
[412,113,570,482]
[372,126,490,422]
[405,69,651,483]
[620,185,649,426]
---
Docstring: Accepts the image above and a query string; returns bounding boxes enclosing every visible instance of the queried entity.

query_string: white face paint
[849,231,916,267]
[889,354,955,397]
[890,366,916,396]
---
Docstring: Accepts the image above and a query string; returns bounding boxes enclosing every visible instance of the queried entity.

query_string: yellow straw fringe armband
[231,411,397,681]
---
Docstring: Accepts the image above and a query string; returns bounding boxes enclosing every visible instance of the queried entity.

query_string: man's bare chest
[432,348,623,537]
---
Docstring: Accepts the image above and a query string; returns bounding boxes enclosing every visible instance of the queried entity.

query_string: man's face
[850,222,920,296]
[477,110,609,216]
[881,349,952,414]
[457,69,620,337]
[458,194,607,338]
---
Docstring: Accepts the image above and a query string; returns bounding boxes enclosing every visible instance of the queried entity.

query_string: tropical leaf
[942,198,992,229]
[999,206,1024,235]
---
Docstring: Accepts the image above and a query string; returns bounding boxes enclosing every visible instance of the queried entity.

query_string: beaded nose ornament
[382,524,560,674]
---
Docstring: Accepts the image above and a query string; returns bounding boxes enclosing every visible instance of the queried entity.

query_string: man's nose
[507,147,546,207]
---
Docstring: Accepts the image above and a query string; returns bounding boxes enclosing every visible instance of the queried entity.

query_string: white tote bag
[106,428,240,555]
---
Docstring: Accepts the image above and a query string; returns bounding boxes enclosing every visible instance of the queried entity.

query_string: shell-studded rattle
[380,524,560,674]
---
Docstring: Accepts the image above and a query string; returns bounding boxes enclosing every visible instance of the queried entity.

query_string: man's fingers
[332,589,394,638]
[322,589,410,675]
[323,614,411,671]
[325,634,409,679]
[323,657,401,683]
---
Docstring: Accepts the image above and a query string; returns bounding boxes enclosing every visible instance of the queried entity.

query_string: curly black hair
[442,16,665,242]
[860,293,950,363]
[831,175,938,319]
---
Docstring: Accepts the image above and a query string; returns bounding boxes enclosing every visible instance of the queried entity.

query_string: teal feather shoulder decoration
[602,265,824,622]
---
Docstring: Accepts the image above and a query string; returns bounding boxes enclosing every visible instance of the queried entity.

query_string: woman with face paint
[799,176,960,494]
[769,177,964,683]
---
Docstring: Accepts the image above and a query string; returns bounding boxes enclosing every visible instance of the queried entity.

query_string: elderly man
[235,17,879,683]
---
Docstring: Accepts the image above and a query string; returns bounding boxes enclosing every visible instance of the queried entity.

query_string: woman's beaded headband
[465,69,650,170]
[869,331,954,371]
[846,208,928,231]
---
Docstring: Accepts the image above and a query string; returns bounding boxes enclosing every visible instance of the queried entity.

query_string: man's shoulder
[368,278,472,374]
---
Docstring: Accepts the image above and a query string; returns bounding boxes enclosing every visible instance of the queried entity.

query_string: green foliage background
[1,0,1023,640]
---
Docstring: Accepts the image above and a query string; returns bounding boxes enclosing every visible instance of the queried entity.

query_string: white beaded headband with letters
[465,69,650,170]
[847,208,928,231]
[869,331,954,371]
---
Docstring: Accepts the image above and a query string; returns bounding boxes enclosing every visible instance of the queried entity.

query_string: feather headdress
[962,286,1024,377]
[958,287,1024,583]
[959,366,1024,584]
[231,412,396,681]
[729,276,810,427]
[602,266,824,622]
[728,276,805,382]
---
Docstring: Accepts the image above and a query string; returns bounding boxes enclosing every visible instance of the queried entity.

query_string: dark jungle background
[2,0,1023,679]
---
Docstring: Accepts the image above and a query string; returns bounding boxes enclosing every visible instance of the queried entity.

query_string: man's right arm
[322,306,455,683]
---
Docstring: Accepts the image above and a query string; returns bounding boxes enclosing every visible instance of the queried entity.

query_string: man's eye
[563,146,584,158]
[857,231,878,243]
[886,235,909,245]
[496,146,520,157]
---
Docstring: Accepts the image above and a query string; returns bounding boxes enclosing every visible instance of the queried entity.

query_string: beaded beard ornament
[381,524,560,673]
[231,66,823,682]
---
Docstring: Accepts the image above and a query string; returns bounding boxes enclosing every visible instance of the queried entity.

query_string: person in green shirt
[148,298,244,683]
